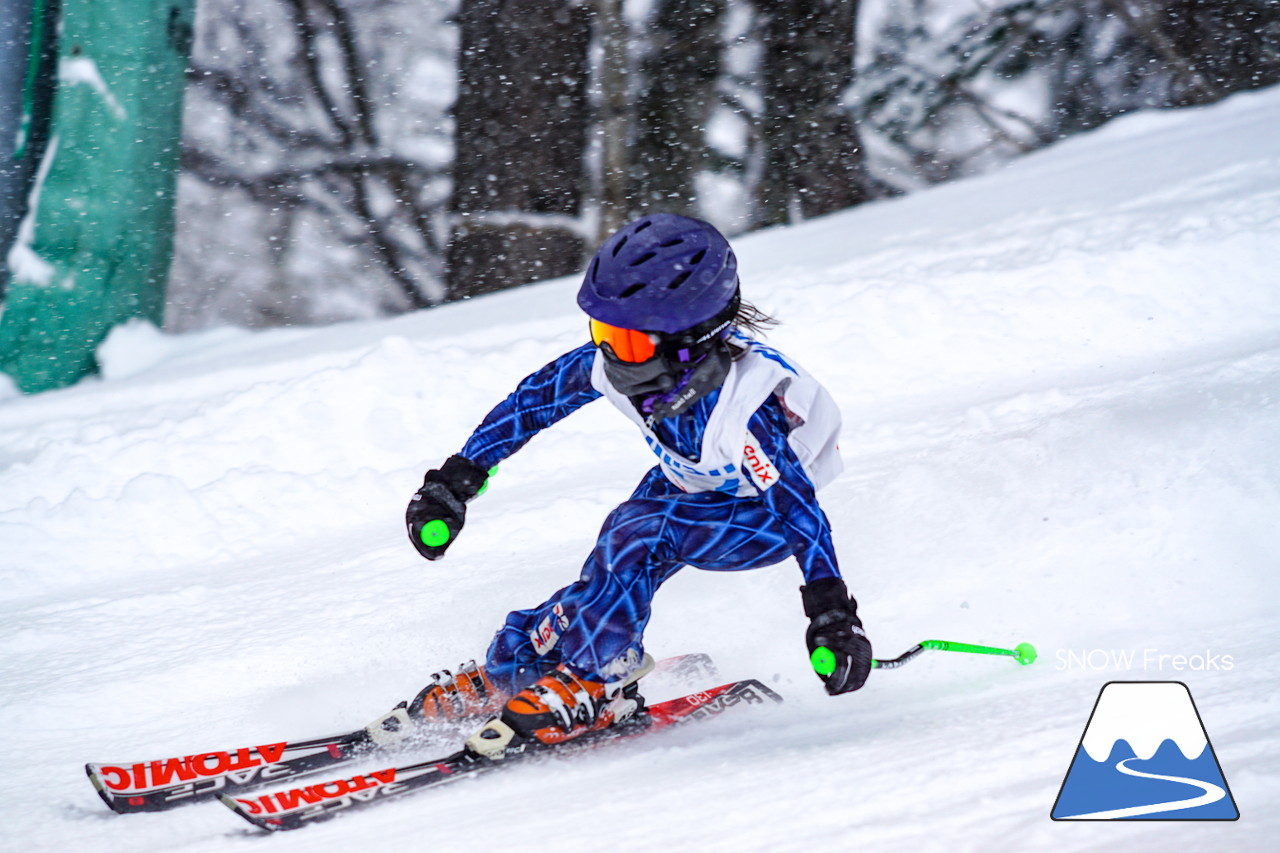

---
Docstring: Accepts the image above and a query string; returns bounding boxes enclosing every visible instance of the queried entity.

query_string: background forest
[169,0,1280,330]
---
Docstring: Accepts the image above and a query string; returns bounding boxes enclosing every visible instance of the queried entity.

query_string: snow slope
[3,88,1280,852]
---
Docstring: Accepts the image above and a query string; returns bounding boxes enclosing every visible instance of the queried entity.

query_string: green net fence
[1,0,193,394]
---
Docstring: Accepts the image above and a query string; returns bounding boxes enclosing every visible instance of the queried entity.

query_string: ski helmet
[577,214,739,334]
[579,214,741,424]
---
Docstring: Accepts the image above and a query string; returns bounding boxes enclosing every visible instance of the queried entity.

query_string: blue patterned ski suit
[459,341,843,693]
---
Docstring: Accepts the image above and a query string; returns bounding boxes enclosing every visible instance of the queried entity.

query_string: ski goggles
[589,319,657,363]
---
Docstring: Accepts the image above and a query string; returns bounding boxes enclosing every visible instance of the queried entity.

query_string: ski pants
[485,467,795,693]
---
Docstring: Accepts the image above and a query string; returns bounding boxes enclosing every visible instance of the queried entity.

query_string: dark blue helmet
[577,214,739,334]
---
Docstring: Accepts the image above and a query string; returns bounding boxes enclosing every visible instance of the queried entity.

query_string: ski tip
[85,763,127,814]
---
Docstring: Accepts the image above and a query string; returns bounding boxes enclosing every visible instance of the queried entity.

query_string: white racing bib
[591,335,843,496]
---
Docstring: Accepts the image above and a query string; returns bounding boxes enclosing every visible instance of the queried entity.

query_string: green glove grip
[475,465,499,497]
[419,519,452,548]
[810,646,837,677]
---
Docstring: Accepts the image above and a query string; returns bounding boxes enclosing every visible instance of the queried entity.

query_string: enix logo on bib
[1052,681,1239,820]
[743,430,780,491]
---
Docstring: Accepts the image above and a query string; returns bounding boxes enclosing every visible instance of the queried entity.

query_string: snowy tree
[170,0,455,329]
[166,0,1280,328]
[1152,0,1280,105]
[853,0,1280,187]
[753,0,874,226]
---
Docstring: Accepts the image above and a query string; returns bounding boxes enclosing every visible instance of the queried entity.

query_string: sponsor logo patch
[234,768,399,816]
[94,743,290,792]
[530,603,569,656]
[743,430,780,491]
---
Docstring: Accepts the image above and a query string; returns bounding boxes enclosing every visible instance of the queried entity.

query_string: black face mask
[600,345,681,398]
[595,292,740,425]
[600,335,734,426]
[637,341,733,426]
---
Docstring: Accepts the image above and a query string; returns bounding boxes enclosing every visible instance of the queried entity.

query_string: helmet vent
[612,236,628,257]
[630,251,656,267]
[635,221,653,232]
[659,238,683,247]
[690,249,706,265]
[667,270,692,289]
[620,282,648,297]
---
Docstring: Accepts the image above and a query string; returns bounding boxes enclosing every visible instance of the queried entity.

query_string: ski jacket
[459,336,844,581]
[589,331,843,497]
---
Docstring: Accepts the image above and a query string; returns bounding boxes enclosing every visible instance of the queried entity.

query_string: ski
[86,730,379,814]
[85,652,718,814]
[222,678,783,832]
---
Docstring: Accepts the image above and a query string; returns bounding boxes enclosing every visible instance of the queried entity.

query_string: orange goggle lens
[589,319,657,363]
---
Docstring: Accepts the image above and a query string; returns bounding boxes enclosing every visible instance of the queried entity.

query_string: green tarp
[1,0,193,394]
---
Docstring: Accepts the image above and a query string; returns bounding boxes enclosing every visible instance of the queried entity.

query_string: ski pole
[870,639,1038,669]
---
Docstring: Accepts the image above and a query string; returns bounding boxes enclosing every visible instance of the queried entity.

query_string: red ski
[86,652,720,814]
[223,678,782,831]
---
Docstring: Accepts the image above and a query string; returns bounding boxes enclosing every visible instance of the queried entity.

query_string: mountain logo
[1051,681,1238,820]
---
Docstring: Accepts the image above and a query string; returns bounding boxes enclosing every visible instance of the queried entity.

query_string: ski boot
[365,661,506,746]
[465,655,654,759]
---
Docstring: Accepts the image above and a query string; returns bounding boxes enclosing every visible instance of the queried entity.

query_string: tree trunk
[596,0,629,241]
[755,0,869,227]
[630,0,725,220]
[447,0,592,300]
[1154,0,1280,106]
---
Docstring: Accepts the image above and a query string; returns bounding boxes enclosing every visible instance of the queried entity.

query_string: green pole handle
[418,464,498,548]
[419,519,451,547]
[810,646,838,676]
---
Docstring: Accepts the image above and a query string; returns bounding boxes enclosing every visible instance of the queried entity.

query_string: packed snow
[2,88,1279,852]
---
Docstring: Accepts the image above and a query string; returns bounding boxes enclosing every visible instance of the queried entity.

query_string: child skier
[401,214,872,757]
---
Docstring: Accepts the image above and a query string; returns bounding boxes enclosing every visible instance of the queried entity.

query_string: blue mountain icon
[1052,682,1238,820]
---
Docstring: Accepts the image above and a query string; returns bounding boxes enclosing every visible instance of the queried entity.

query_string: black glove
[406,455,491,561]
[801,577,873,695]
